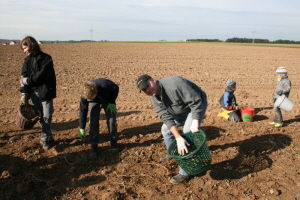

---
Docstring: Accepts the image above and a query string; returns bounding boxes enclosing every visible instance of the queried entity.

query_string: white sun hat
[275,67,288,75]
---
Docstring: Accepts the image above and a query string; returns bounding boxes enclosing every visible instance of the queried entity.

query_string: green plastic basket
[167,129,212,175]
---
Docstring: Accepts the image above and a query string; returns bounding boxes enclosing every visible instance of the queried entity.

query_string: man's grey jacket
[151,76,207,129]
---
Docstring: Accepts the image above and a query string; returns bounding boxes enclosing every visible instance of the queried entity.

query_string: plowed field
[0,42,299,199]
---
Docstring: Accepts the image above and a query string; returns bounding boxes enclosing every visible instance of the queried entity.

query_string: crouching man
[137,74,208,184]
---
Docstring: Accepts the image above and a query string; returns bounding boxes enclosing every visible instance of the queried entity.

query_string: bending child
[79,78,119,158]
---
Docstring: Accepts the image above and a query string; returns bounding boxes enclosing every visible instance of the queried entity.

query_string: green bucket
[167,129,212,175]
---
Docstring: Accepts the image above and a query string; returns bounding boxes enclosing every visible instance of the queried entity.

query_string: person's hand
[20,76,28,86]
[190,119,199,133]
[79,129,86,139]
[20,93,28,105]
[176,136,190,155]
[235,106,240,110]
[277,90,283,96]
[20,76,24,86]
[106,103,117,114]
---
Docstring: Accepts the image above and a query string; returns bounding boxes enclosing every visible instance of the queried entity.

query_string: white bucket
[274,95,294,112]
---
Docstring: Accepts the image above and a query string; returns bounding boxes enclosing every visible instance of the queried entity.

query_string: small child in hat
[218,79,241,122]
[269,67,291,127]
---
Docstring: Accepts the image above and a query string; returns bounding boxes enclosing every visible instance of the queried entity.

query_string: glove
[20,93,29,105]
[79,129,86,139]
[106,103,117,114]
[176,136,190,155]
[190,119,199,133]
[277,90,283,96]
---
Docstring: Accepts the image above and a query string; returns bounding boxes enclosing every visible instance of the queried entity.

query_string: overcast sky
[1,0,300,41]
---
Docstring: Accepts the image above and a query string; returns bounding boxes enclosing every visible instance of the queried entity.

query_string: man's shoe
[170,174,189,184]
[160,154,170,161]
[40,140,55,150]
[274,123,283,127]
[269,122,277,126]
[110,140,119,153]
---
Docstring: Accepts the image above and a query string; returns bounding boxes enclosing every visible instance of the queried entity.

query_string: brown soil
[0,42,300,200]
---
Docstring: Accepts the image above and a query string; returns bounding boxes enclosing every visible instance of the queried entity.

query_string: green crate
[167,129,212,175]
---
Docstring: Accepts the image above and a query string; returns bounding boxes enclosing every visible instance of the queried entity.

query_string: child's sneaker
[274,123,283,127]
[269,122,277,125]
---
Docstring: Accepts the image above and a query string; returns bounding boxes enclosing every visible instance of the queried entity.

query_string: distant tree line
[225,37,269,43]
[187,37,300,44]
[271,39,300,44]
[225,37,300,44]
[187,39,223,42]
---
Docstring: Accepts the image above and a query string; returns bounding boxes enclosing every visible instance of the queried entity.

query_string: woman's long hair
[20,36,41,54]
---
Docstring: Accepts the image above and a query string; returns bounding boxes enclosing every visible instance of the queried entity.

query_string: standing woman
[19,36,57,150]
